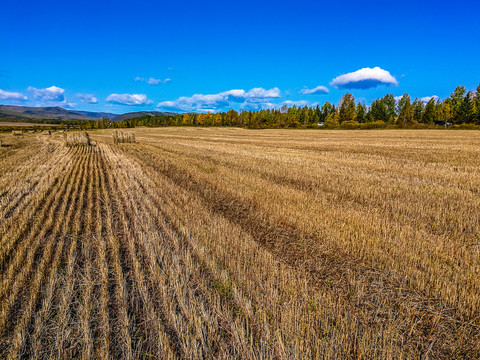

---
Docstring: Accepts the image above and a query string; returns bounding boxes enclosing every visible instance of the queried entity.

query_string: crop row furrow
[0,146,89,358]
[50,146,92,359]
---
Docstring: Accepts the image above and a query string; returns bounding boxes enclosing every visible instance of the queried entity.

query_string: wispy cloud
[299,86,329,95]
[330,67,398,89]
[106,93,153,106]
[28,85,65,101]
[135,76,171,85]
[76,93,98,104]
[157,87,281,112]
[0,89,27,101]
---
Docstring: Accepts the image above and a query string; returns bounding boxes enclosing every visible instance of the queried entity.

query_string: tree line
[87,84,480,130]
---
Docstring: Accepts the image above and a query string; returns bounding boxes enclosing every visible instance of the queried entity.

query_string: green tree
[474,84,480,124]
[383,94,397,123]
[369,99,386,122]
[458,91,474,123]
[450,85,466,124]
[422,98,437,124]
[319,102,336,123]
[438,99,453,125]
[338,93,357,124]
[412,98,425,123]
[356,102,367,123]
[324,113,339,127]
[397,94,414,125]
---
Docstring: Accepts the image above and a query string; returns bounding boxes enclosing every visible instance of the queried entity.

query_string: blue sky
[1,0,479,114]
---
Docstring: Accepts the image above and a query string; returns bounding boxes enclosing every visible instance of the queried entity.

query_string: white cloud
[245,87,280,98]
[0,89,27,101]
[157,87,281,112]
[330,67,398,89]
[63,102,77,109]
[28,85,65,101]
[281,100,309,107]
[106,93,153,106]
[147,77,171,85]
[76,93,98,104]
[394,96,403,102]
[420,95,439,103]
[135,76,171,85]
[299,86,329,95]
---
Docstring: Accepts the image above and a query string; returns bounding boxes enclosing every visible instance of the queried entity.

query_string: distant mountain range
[0,105,177,122]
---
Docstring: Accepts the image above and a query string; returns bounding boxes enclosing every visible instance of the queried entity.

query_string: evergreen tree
[412,98,425,123]
[474,84,480,124]
[369,99,387,122]
[397,94,414,125]
[356,102,367,123]
[338,93,357,123]
[383,94,397,123]
[422,98,437,124]
[458,91,474,123]
[319,102,335,123]
[450,85,466,124]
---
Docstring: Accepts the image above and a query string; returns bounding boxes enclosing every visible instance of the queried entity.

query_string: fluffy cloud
[28,85,65,101]
[157,87,281,112]
[76,93,98,104]
[299,86,329,95]
[330,67,398,89]
[420,95,439,103]
[0,89,27,101]
[245,87,280,98]
[106,93,153,106]
[135,76,171,85]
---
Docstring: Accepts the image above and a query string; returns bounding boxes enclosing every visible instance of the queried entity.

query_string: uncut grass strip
[51,146,92,359]
[100,145,178,359]
[96,146,133,360]
[0,147,84,316]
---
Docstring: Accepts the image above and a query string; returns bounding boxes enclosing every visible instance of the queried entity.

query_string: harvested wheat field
[0,128,479,359]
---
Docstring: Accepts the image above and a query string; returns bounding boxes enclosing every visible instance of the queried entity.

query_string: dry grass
[113,130,136,144]
[11,130,23,136]
[65,131,90,147]
[0,128,479,359]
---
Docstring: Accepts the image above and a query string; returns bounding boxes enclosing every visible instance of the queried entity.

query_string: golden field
[0,128,479,359]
